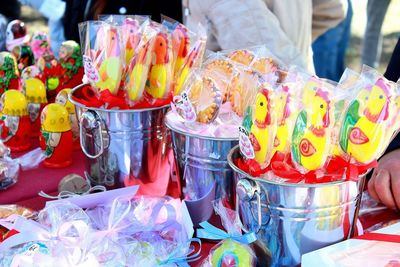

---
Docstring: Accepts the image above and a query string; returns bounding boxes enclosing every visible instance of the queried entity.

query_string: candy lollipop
[145,32,172,99]
[211,239,254,267]
[291,87,333,171]
[248,88,275,166]
[272,85,294,155]
[339,78,392,164]
[125,25,155,103]
[172,24,190,76]
[94,26,123,95]
[122,18,141,66]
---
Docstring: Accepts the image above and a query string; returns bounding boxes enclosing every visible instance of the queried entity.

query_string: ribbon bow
[158,238,202,267]
[197,221,257,244]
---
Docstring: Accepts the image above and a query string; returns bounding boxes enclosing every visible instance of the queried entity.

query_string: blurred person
[368,42,400,210]
[18,0,66,55]
[0,15,7,50]
[312,0,352,82]
[361,0,391,68]
[62,0,182,44]
[185,0,347,71]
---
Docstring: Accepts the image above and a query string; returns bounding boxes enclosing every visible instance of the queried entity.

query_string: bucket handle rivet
[79,110,104,159]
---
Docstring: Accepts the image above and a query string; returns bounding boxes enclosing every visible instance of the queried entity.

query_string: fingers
[368,170,380,202]
[390,171,400,210]
[373,169,397,209]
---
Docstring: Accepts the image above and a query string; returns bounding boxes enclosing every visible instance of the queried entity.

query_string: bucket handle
[79,110,104,159]
[235,178,265,234]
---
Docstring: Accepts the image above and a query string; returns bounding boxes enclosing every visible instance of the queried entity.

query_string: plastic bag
[198,200,270,267]
[79,20,124,96]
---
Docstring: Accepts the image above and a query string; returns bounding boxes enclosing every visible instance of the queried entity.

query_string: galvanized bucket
[165,112,239,225]
[69,84,176,196]
[228,146,365,267]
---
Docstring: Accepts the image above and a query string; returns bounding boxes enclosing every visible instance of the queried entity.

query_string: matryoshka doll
[11,44,34,72]
[6,20,30,52]
[40,103,73,168]
[0,90,31,152]
[22,66,48,137]
[55,89,79,150]
[33,32,61,102]
[0,52,20,94]
[58,40,84,89]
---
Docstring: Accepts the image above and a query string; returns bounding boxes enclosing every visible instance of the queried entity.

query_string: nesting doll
[40,103,73,168]
[0,90,31,152]
[58,40,84,89]
[22,66,48,137]
[55,89,79,150]
[0,52,20,94]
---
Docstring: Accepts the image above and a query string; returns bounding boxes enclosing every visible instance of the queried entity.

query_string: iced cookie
[228,49,255,66]
[204,58,234,102]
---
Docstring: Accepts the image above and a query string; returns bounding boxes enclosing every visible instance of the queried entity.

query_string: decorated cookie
[228,49,255,66]
[204,58,234,102]
[251,57,278,75]
[228,70,259,117]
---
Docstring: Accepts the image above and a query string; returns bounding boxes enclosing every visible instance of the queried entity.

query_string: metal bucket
[69,84,176,196]
[165,113,239,225]
[228,146,365,267]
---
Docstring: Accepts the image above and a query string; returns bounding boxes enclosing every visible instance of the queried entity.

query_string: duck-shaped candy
[145,32,171,99]
[272,85,293,155]
[339,78,391,164]
[172,24,189,75]
[292,88,333,171]
[249,89,274,165]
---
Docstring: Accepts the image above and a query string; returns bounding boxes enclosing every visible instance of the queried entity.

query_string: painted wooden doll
[40,103,73,168]
[0,90,31,152]
[55,88,79,150]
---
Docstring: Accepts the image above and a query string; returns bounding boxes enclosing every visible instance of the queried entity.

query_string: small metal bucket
[165,112,239,225]
[69,84,176,196]
[228,146,365,267]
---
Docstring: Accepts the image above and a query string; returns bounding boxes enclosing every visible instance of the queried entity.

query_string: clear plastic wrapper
[290,75,336,172]
[172,69,222,124]
[124,20,157,105]
[338,68,396,165]
[144,24,174,102]
[79,20,124,95]
[173,24,207,96]
[198,200,261,267]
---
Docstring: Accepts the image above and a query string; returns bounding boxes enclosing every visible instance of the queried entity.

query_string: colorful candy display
[78,16,206,110]
[237,67,400,183]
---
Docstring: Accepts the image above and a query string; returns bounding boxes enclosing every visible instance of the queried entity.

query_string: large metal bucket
[69,84,176,196]
[228,146,365,267]
[165,113,239,225]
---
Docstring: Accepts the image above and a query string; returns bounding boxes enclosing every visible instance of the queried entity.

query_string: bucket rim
[165,111,239,142]
[227,145,363,188]
[69,84,170,113]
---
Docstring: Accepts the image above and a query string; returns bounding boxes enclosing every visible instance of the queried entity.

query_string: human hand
[368,149,400,210]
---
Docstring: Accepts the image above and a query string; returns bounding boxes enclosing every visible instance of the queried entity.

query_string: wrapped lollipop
[339,75,395,165]
[173,25,207,96]
[172,23,190,77]
[238,83,277,170]
[124,21,157,105]
[79,21,124,96]
[291,76,335,172]
[144,28,173,102]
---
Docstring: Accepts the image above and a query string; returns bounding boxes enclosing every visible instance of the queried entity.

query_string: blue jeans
[312,0,353,82]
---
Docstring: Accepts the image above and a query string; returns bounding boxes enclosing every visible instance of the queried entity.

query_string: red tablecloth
[0,146,399,266]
